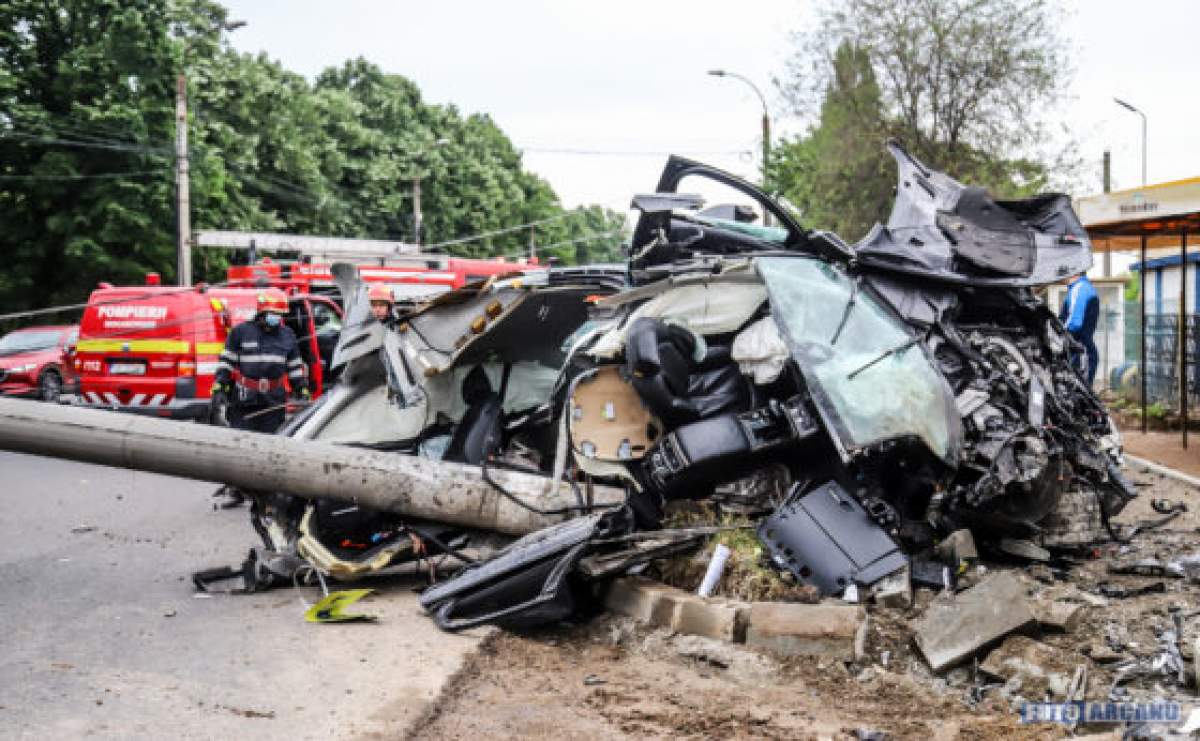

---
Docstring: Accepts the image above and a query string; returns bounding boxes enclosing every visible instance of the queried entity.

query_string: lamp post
[1113,97,1147,188]
[707,70,771,187]
[176,19,246,286]
[410,138,450,247]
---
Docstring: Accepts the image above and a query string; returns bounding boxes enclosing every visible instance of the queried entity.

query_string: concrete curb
[1125,454,1200,491]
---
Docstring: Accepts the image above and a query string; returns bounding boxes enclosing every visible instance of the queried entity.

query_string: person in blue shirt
[1059,273,1100,386]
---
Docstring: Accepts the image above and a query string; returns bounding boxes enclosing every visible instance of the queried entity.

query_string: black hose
[404,524,478,565]
[480,458,623,516]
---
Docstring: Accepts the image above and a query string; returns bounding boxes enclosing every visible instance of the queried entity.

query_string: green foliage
[1125,272,1140,302]
[773,0,1072,240]
[0,0,624,317]
[769,42,896,241]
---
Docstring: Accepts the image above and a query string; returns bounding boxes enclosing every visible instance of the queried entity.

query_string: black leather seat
[624,317,752,428]
[444,366,503,465]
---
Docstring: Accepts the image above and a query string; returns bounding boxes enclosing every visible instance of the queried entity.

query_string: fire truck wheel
[38,368,62,403]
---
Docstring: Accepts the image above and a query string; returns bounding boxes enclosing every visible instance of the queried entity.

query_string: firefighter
[368,284,395,324]
[210,289,309,507]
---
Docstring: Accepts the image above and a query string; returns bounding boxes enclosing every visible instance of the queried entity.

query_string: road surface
[0,451,485,740]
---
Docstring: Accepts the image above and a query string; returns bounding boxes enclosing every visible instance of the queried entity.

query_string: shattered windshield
[757,257,959,462]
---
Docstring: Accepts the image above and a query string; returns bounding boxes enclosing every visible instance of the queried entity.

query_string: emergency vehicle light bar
[194,230,420,258]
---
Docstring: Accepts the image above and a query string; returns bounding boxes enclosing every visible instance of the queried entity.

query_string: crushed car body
[222,142,1135,620]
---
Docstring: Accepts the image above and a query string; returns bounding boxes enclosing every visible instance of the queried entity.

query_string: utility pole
[412,176,422,247]
[1103,149,1112,277]
[175,73,191,286]
[528,225,536,261]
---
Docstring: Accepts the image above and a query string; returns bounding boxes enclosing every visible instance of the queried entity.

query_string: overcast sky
[222,0,1199,212]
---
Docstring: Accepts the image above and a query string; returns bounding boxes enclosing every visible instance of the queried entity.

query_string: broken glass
[758,256,960,462]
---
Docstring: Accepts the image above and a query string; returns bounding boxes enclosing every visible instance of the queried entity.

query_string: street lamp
[176,18,247,286]
[1113,97,1147,188]
[707,69,771,188]
[411,138,450,247]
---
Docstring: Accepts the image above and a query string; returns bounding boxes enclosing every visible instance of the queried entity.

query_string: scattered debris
[1095,581,1166,599]
[1031,599,1087,632]
[979,635,1078,698]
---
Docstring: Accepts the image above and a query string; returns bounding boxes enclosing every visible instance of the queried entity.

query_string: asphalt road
[0,451,485,740]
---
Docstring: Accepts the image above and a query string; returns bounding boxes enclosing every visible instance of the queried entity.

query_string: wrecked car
[225,142,1134,627]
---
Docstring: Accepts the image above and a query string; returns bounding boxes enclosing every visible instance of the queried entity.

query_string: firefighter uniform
[213,290,307,434]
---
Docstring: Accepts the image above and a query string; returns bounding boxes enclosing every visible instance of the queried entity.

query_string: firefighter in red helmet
[210,288,308,507]
[368,284,395,324]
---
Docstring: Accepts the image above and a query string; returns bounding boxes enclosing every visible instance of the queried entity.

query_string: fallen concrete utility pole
[0,398,623,536]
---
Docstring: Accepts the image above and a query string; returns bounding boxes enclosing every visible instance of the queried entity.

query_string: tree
[775,0,1074,236]
[0,1,626,318]
[770,42,897,241]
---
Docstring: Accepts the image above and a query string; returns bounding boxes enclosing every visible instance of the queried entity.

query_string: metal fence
[1125,304,1200,407]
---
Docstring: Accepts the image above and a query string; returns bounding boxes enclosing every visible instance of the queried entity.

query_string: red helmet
[256,288,289,315]
[367,285,394,305]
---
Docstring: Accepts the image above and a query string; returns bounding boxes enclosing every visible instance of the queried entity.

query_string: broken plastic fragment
[304,589,377,624]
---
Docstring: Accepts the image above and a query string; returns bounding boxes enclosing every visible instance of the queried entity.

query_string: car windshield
[757,257,960,463]
[0,329,62,356]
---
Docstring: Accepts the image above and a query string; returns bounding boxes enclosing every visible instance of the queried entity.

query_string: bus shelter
[1077,178,1200,449]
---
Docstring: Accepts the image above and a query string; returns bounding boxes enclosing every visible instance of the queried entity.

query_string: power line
[494,229,624,262]
[0,130,171,157]
[520,146,750,157]
[423,214,577,250]
[0,170,164,182]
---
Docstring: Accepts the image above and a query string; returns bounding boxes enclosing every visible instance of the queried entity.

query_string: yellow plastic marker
[304,589,377,623]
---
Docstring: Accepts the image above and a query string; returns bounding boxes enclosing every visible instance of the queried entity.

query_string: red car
[0,324,79,401]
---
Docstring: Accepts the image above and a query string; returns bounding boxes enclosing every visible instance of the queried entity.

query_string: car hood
[852,142,1092,287]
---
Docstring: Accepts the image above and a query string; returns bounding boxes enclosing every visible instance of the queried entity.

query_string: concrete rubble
[913,572,1036,672]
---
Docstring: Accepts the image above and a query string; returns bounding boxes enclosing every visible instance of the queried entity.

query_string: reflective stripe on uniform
[238,353,288,364]
[287,357,304,368]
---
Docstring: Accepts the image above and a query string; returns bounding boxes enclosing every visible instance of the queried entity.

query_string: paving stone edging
[604,576,867,659]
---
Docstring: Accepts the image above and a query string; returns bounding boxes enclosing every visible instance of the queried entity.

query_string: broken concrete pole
[1032,600,1087,633]
[914,571,1036,672]
[0,397,624,536]
[979,635,1078,699]
[745,603,867,660]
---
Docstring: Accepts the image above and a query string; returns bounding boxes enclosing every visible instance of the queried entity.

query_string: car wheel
[39,369,62,402]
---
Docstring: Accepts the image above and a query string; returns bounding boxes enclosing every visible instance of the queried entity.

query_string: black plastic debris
[757,481,908,596]
[418,511,622,632]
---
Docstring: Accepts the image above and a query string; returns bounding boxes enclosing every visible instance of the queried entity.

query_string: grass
[652,502,819,603]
